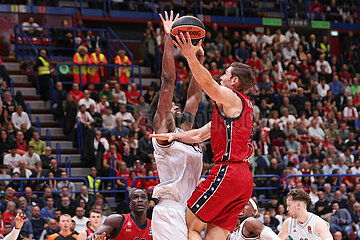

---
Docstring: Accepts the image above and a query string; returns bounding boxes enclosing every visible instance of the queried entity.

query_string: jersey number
[134,238,146,240]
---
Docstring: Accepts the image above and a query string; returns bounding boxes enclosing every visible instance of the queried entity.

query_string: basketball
[170,16,205,45]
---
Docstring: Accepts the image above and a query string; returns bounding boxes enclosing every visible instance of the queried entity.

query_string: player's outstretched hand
[173,32,202,62]
[14,212,27,230]
[87,232,106,240]
[159,10,179,36]
[149,133,175,142]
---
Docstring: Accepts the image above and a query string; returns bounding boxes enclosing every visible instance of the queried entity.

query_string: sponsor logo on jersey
[149,227,152,236]
[308,226,312,234]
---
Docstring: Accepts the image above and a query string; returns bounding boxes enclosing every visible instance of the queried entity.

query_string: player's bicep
[204,83,240,108]
[278,218,290,240]
[315,219,333,240]
[245,219,264,236]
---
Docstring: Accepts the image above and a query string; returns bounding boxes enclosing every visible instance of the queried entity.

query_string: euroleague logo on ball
[172,26,205,39]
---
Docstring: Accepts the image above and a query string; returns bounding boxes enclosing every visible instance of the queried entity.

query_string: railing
[56,143,61,167]
[26,103,31,123]
[93,177,129,205]
[285,173,360,190]
[0,177,88,196]
[36,116,41,137]
[45,129,51,147]
[77,119,83,153]
[65,156,72,177]
[9,78,14,98]
[49,78,54,112]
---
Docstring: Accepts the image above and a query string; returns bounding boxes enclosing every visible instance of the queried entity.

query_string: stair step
[42,135,68,141]
[41,127,63,135]
[14,82,33,87]
[32,108,51,114]
[50,141,73,149]
[24,95,41,100]
[27,101,47,108]
[135,66,151,74]
[14,88,36,95]
[3,57,18,63]
[8,70,28,75]
[11,75,28,83]
[32,114,54,122]
[35,121,59,128]
[61,154,81,163]
[3,62,20,71]
[52,148,79,154]
[71,167,90,177]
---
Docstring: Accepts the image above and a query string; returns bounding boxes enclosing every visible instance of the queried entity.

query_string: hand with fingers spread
[149,133,176,142]
[14,212,27,230]
[173,32,202,62]
[159,10,179,36]
[87,232,106,240]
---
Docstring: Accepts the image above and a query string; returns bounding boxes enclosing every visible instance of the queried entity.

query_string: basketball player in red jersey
[88,189,152,240]
[77,209,102,240]
[151,33,256,239]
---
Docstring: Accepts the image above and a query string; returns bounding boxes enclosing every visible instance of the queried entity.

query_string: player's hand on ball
[149,133,175,142]
[14,212,27,230]
[173,32,202,62]
[87,232,106,240]
[159,11,179,36]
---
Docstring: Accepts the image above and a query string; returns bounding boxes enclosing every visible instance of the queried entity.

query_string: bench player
[278,189,333,240]
[147,11,204,240]
[152,32,256,239]
[227,198,281,240]
[90,189,152,240]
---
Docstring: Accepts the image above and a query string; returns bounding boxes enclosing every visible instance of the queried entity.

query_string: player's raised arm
[173,32,240,108]
[89,215,123,240]
[150,121,211,144]
[181,46,204,131]
[244,219,281,240]
[153,11,179,133]
[315,219,334,240]
[278,218,290,240]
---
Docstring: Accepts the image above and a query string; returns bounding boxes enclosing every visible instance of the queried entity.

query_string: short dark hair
[89,209,102,215]
[230,62,255,92]
[287,189,311,206]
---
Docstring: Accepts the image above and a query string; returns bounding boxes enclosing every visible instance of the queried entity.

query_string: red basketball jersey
[211,91,254,164]
[110,214,152,240]
[86,228,94,236]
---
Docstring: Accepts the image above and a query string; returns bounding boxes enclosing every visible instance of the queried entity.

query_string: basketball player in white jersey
[278,189,333,240]
[227,198,281,240]
[147,11,204,240]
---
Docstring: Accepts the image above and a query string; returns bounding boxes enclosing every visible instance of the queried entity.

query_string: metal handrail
[77,119,83,153]
[9,78,14,98]
[49,78,54,112]
[56,143,61,167]
[45,128,51,147]
[93,176,129,205]
[26,103,32,123]
[65,156,72,177]
[36,116,41,137]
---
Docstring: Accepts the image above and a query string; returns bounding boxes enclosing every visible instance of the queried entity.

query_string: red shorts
[187,162,253,232]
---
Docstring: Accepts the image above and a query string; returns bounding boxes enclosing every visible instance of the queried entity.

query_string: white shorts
[152,199,187,240]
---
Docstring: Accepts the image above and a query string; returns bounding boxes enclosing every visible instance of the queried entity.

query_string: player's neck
[131,212,146,227]
[297,209,309,224]
[60,229,72,236]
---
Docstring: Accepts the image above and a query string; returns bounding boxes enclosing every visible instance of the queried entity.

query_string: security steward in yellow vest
[320,36,331,61]
[88,47,108,83]
[33,49,51,101]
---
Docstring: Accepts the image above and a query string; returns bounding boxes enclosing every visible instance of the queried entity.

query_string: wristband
[181,111,195,124]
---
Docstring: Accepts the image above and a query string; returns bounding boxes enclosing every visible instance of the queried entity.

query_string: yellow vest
[87,175,101,195]
[115,55,131,78]
[320,43,331,58]
[88,53,105,76]
[73,53,88,76]
[38,56,50,75]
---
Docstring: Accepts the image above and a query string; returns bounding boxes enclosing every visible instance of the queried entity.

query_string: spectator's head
[334,231,343,240]
[56,81,63,90]
[120,104,126,113]
[7,201,16,213]
[119,161,127,172]
[80,185,88,197]
[89,209,102,229]
[100,95,107,104]
[118,49,126,57]
[112,93,119,103]
[89,104,95,113]
[24,187,32,199]
[95,130,102,139]
[18,160,26,170]
[72,83,79,92]
[281,107,289,117]
[317,190,325,200]
[48,218,58,231]
[61,186,70,197]
[286,189,311,218]
[16,131,24,141]
[326,157,333,166]
[103,84,110,92]
[59,214,72,232]
[61,18,69,27]
[16,105,23,115]
[84,90,90,99]
[46,196,54,208]
[129,189,148,215]
[310,184,317,194]
[95,194,104,205]
[219,62,255,93]
[27,145,34,156]
[78,199,86,210]
[5,186,14,197]
[4,223,12,235]
[114,83,121,91]
[44,146,52,156]
[75,207,85,218]
[61,196,71,207]
[54,209,62,221]
[77,45,88,56]
[18,196,27,209]
[263,214,271,224]
[339,183,346,194]
[50,158,58,170]
[109,144,117,154]
[334,190,342,201]
[80,104,86,113]
[61,171,69,179]
[130,83,137,92]
[90,167,97,177]
[32,205,41,218]
[332,202,340,213]
[135,160,142,169]
[115,117,123,128]
[95,47,101,55]
[324,183,331,194]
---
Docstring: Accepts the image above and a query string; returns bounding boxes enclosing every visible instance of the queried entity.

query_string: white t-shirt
[78,98,96,109]
[22,152,41,168]
[3,154,22,168]
[72,216,89,233]
[115,112,135,126]
[13,168,32,178]
[11,112,31,130]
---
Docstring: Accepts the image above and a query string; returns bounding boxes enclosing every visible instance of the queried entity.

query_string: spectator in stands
[0,130,12,163]
[246,51,262,73]
[102,106,115,130]
[93,194,111,216]
[4,145,21,170]
[76,185,94,209]
[73,45,90,84]
[114,49,132,85]
[334,190,348,209]
[89,104,102,129]
[20,122,33,143]
[22,146,40,171]
[77,104,94,130]
[103,144,123,172]
[41,146,53,170]
[175,61,189,101]
[57,172,75,196]
[18,196,32,220]
[14,131,27,156]
[115,104,135,127]
[330,202,352,238]
[112,83,127,105]
[72,207,88,233]
[99,84,113,103]
[31,205,46,240]
[33,49,51,101]
[2,201,15,224]
[49,159,62,178]
[93,130,109,158]
[126,83,140,105]
[144,86,155,105]
[138,131,154,164]
[316,54,332,74]
[40,196,55,219]
[110,117,129,141]
[58,197,76,217]
[3,91,15,120]
[28,131,45,154]
[13,160,32,178]
[282,42,298,64]
[134,96,149,120]
[11,105,31,131]
[78,90,96,110]
[22,16,42,37]
[109,94,121,115]
[87,167,100,196]
[69,84,84,103]
[53,82,67,121]
[39,218,59,240]
[88,47,108,84]
[121,144,136,169]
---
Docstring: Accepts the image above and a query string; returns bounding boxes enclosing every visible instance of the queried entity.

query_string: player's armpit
[278,218,290,240]
[315,219,333,240]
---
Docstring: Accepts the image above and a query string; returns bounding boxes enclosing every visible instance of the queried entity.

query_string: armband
[181,111,195,124]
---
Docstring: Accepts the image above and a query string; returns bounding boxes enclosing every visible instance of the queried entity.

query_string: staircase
[4,59,89,177]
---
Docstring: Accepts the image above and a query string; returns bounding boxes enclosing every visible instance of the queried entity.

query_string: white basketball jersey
[288,213,325,240]
[227,218,260,240]
[152,128,203,205]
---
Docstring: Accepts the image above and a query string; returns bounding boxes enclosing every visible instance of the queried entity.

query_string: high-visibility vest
[73,53,89,76]
[115,55,131,77]
[320,43,331,59]
[88,53,106,76]
[38,56,50,75]
[87,175,101,195]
